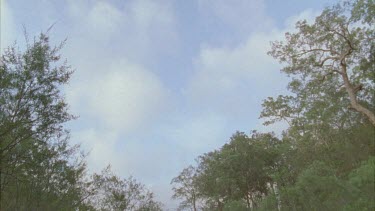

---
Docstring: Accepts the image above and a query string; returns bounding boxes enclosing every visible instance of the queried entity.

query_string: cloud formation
[3,0,327,208]
[67,60,167,134]
[1,0,17,50]
[198,0,272,29]
[187,31,287,120]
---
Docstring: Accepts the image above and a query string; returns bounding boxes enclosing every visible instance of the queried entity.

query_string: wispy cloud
[63,0,176,180]
[3,0,326,208]
[67,60,167,134]
[187,31,287,120]
[1,0,17,49]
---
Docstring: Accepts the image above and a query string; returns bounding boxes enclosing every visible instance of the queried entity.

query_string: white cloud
[67,59,167,134]
[63,0,175,138]
[187,31,287,118]
[4,0,326,208]
[198,0,274,33]
[129,0,175,30]
[66,0,123,42]
[124,0,178,61]
[186,7,322,122]
[62,0,175,193]
[73,128,119,173]
[284,9,321,29]
[87,1,123,38]
[1,0,17,51]
[166,112,228,152]
[65,0,178,62]
[65,58,170,192]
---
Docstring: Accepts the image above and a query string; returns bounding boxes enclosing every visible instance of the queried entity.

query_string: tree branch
[340,63,375,126]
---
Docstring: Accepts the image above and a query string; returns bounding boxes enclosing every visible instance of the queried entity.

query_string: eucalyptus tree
[258,2,375,210]
[263,0,375,127]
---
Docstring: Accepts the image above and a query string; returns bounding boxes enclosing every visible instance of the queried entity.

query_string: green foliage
[171,165,200,211]
[88,166,163,211]
[0,32,82,210]
[266,0,375,126]
[345,156,375,211]
[280,161,352,210]
[1,135,89,210]
[191,131,281,209]
[256,193,278,211]
[0,32,163,210]
[174,1,374,210]
[223,200,248,211]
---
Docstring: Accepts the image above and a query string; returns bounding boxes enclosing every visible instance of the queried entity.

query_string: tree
[261,5,375,207]
[192,132,280,210]
[195,150,227,211]
[0,31,164,210]
[171,165,201,211]
[0,32,75,208]
[88,166,163,211]
[1,136,91,210]
[284,161,353,210]
[217,132,280,209]
[267,0,375,126]
[175,2,374,210]
[223,200,248,211]
[345,156,375,210]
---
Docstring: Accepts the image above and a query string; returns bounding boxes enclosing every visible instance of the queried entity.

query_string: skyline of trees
[172,0,374,210]
[0,0,373,210]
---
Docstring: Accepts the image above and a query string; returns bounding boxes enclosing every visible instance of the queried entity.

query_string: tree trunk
[246,194,251,209]
[341,64,375,126]
[272,183,281,211]
[193,194,197,211]
[250,194,257,210]
[217,199,223,211]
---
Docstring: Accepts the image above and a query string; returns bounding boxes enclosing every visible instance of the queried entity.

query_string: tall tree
[218,132,280,209]
[0,31,164,210]
[195,150,227,211]
[267,0,375,126]
[0,32,75,208]
[193,132,280,210]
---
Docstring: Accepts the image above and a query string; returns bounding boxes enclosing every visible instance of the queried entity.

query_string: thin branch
[295,48,333,57]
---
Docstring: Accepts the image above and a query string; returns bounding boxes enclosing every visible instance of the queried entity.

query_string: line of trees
[0,33,163,210]
[171,1,374,210]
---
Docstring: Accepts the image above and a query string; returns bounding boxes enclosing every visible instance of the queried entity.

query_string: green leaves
[176,1,374,210]
[89,166,163,211]
[0,32,78,209]
[183,131,281,210]
[171,165,200,211]
[0,32,164,210]
[345,156,375,210]
[267,0,375,126]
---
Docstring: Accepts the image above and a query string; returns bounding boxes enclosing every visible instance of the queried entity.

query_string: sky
[1,0,337,209]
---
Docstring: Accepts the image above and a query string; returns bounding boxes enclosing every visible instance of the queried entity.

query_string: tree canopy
[266,0,375,126]
[0,32,163,210]
[172,1,374,210]
[1,0,373,210]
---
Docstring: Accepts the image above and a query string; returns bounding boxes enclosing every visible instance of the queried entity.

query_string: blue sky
[1,0,337,209]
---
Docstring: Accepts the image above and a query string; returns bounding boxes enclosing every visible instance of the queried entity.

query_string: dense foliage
[0,33,163,210]
[172,0,374,210]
